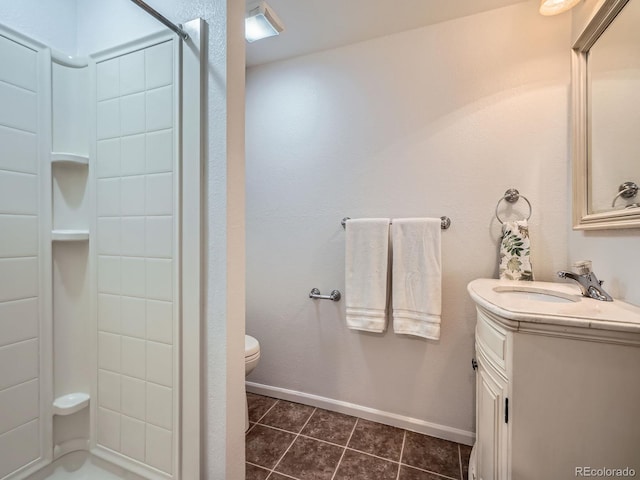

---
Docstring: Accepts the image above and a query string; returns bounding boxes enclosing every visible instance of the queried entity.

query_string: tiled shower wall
[95,40,176,475]
[0,34,43,478]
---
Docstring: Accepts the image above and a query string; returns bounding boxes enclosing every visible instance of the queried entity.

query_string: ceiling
[245,0,529,67]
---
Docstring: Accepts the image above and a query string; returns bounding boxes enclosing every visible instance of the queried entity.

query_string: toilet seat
[245,335,260,359]
[245,351,260,363]
[245,335,261,376]
[244,335,261,432]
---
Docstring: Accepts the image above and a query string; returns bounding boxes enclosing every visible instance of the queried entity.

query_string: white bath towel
[345,218,391,333]
[391,218,442,340]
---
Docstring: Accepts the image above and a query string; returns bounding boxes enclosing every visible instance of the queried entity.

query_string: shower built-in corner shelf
[50,153,89,166]
[53,392,90,416]
[52,229,89,242]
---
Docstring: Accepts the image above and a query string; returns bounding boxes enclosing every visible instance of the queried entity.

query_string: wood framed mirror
[572,0,640,230]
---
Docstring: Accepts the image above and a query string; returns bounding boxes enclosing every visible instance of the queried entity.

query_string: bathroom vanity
[467,279,640,480]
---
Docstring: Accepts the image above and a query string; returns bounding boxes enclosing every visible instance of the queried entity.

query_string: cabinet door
[476,358,508,480]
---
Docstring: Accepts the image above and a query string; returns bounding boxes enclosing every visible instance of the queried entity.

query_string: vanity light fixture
[539,0,581,15]
[245,1,285,43]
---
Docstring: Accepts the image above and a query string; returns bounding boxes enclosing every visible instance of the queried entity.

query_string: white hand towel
[391,218,442,340]
[345,218,390,333]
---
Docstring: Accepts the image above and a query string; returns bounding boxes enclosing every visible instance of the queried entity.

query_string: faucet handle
[573,260,592,275]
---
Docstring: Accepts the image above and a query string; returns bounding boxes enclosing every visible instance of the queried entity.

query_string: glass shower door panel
[93,33,179,478]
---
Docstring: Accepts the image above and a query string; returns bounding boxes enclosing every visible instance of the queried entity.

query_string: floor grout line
[256,398,280,423]
[330,417,359,480]
[268,407,317,478]
[400,464,461,480]
[247,461,299,480]
[246,397,280,435]
[396,430,407,480]
[458,444,463,480]
[255,420,403,464]
[266,471,298,480]
[344,446,402,465]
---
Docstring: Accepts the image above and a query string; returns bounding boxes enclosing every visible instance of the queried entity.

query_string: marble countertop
[467,278,640,334]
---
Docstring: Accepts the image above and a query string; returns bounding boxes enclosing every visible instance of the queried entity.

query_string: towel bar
[309,288,341,302]
[341,216,451,229]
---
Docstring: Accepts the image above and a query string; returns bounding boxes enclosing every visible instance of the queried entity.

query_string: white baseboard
[246,381,475,446]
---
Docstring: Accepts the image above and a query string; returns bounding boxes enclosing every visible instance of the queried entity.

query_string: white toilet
[245,335,261,431]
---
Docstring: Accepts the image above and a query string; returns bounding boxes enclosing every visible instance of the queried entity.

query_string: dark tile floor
[246,393,472,480]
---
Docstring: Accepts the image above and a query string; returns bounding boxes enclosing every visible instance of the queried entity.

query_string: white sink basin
[467,279,640,333]
[492,285,579,304]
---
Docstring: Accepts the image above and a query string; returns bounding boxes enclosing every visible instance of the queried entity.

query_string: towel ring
[495,188,532,224]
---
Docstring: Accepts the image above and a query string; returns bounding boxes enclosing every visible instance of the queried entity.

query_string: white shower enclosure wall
[0,17,202,480]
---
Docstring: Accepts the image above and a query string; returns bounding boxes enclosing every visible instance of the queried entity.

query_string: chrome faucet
[557,261,613,302]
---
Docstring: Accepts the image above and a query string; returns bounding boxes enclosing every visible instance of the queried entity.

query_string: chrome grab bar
[309,288,341,302]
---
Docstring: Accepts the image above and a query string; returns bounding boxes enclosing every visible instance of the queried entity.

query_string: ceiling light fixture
[539,0,581,16]
[245,1,285,43]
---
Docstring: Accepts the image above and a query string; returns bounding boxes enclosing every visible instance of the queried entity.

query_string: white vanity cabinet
[474,310,510,480]
[468,279,640,480]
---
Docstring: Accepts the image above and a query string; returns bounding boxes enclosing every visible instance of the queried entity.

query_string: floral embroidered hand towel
[499,220,534,281]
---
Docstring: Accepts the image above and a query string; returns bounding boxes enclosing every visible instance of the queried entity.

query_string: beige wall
[246,2,571,441]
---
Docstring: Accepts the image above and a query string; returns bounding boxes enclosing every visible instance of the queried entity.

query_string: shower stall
[0,5,203,479]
